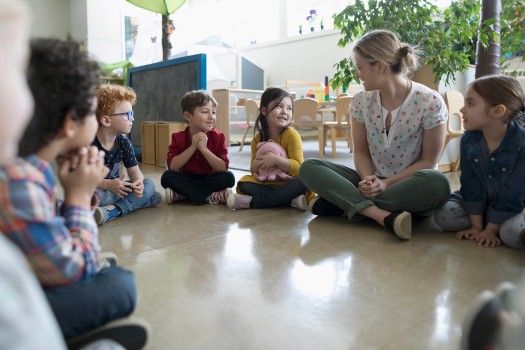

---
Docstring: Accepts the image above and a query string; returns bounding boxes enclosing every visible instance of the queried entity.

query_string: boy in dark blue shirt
[93,84,161,225]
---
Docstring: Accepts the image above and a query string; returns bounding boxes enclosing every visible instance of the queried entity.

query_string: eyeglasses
[110,111,134,120]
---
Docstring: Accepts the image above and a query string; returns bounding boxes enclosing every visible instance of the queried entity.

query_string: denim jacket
[459,121,525,224]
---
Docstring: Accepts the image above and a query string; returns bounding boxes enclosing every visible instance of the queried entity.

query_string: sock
[108,206,122,219]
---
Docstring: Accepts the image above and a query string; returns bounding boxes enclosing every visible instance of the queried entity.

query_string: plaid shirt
[0,156,101,288]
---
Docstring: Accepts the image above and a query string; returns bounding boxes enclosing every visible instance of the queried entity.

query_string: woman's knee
[417,170,451,204]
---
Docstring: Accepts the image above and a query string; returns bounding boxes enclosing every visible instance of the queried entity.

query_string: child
[0,1,66,348]
[227,87,310,210]
[93,84,161,225]
[0,37,147,348]
[161,90,235,205]
[434,75,525,248]
[299,30,450,240]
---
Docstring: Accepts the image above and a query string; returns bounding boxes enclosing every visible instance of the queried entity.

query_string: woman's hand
[358,175,386,199]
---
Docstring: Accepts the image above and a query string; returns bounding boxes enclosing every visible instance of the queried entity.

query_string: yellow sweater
[237,127,315,201]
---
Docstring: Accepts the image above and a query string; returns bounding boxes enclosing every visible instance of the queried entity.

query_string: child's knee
[433,201,469,232]
[142,178,155,193]
[499,215,525,249]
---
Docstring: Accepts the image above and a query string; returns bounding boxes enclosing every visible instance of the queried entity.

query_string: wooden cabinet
[141,121,186,167]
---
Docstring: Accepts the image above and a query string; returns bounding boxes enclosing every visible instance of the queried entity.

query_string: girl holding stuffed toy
[227,87,311,210]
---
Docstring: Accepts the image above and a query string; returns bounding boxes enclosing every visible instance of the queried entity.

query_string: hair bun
[398,46,410,58]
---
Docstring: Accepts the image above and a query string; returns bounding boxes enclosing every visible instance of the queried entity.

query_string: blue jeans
[98,178,157,216]
[45,266,137,339]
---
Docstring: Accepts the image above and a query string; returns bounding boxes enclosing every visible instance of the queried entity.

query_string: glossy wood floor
[99,164,525,350]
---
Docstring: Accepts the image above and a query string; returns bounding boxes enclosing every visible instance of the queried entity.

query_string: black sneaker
[67,318,149,350]
[383,211,412,240]
[307,196,344,216]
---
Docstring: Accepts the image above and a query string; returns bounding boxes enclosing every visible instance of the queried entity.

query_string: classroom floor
[98,163,525,350]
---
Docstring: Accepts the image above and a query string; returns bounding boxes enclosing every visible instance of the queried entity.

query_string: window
[286,0,340,37]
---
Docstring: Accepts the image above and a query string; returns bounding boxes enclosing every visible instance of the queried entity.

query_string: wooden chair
[292,98,322,155]
[239,99,260,151]
[441,90,465,171]
[321,96,353,157]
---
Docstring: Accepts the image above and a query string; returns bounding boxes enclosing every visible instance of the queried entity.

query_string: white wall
[26,0,70,39]
[238,29,349,88]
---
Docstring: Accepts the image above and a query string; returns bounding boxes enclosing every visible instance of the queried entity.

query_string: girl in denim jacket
[434,75,525,248]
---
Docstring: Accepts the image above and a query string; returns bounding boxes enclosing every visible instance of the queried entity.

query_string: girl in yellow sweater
[227,88,311,210]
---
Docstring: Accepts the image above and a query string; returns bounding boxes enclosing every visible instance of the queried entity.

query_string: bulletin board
[128,54,207,146]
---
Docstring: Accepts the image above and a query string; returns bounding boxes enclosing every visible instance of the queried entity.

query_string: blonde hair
[468,75,525,123]
[96,84,137,124]
[352,30,419,77]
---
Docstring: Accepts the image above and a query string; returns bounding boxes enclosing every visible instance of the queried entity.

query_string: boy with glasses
[93,84,161,225]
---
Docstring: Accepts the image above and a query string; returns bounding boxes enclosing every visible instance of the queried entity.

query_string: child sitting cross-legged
[161,90,235,205]
[0,38,147,349]
[93,84,161,225]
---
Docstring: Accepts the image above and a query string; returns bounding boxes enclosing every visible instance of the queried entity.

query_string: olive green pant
[299,159,451,222]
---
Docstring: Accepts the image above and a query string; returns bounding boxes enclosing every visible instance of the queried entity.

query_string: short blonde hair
[353,30,419,77]
[96,84,137,123]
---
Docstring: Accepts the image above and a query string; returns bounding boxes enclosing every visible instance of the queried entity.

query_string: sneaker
[227,193,252,210]
[291,195,307,211]
[307,196,344,216]
[99,251,119,268]
[141,191,161,208]
[495,282,520,315]
[66,318,149,350]
[207,188,233,204]
[383,211,412,240]
[461,290,503,350]
[94,206,119,226]
[165,187,187,204]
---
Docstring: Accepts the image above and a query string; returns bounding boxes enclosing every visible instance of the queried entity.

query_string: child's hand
[107,177,133,198]
[474,230,501,248]
[131,179,144,198]
[59,146,109,207]
[57,147,103,171]
[456,227,482,240]
[192,132,207,150]
[258,152,278,170]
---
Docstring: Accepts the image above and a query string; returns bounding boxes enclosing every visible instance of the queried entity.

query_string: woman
[299,30,451,240]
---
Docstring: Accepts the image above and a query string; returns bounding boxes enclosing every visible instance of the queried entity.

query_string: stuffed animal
[255,139,292,182]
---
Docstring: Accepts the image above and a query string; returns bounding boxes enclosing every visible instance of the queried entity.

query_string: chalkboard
[128,54,207,146]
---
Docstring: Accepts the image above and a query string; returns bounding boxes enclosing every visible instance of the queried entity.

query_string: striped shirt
[0,156,101,288]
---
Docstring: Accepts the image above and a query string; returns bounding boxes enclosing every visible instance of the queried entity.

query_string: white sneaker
[227,193,252,210]
[290,195,307,211]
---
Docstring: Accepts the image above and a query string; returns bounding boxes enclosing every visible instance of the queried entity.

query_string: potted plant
[330,0,494,89]
[306,9,317,32]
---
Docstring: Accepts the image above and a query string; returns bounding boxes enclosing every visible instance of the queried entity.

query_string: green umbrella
[127,0,186,60]
[127,0,185,16]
